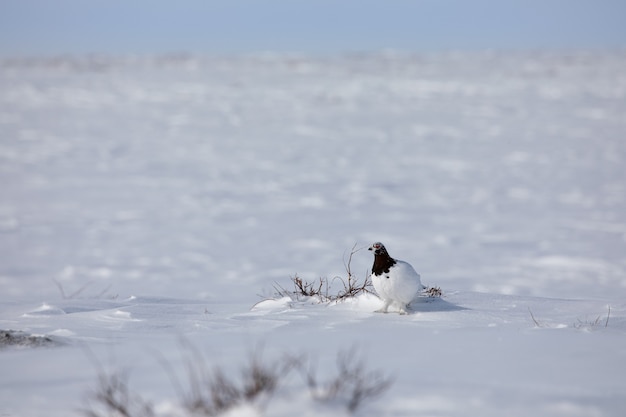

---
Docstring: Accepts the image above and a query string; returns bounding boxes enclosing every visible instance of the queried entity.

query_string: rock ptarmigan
[368,242,425,314]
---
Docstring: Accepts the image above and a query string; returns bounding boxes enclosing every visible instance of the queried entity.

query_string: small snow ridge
[97,309,141,322]
[250,297,293,312]
[49,328,76,337]
[113,310,133,318]
[23,303,66,317]
[336,293,382,312]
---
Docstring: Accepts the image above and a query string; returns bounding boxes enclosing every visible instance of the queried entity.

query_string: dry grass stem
[274,244,374,303]
[83,345,391,416]
[305,348,393,412]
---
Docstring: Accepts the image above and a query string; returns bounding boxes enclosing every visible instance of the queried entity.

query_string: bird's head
[368,242,388,256]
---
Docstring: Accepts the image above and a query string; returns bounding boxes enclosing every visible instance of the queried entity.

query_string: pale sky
[1,0,625,56]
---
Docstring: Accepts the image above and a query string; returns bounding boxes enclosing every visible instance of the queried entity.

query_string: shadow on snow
[408,296,468,314]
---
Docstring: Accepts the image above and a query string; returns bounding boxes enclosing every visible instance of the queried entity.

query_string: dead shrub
[82,370,154,417]
[304,348,393,412]
[83,345,392,416]
[424,286,442,298]
[274,244,374,303]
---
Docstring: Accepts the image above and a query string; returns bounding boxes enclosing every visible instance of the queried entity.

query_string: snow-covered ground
[1,50,625,416]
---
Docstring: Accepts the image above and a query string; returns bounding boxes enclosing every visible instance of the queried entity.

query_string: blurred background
[1,0,625,56]
[1,1,625,302]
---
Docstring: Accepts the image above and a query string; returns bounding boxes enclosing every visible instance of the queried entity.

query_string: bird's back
[372,259,423,305]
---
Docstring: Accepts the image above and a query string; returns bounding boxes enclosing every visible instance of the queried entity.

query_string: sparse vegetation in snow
[82,345,392,417]
[271,245,442,305]
[273,245,374,303]
[528,305,612,330]
[0,330,64,349]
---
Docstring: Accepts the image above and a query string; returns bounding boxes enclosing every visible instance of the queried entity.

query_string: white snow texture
[1,51,625,417]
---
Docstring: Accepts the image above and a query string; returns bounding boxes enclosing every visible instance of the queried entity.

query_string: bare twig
[424,286,442,298]
[81,346,154,417]
[341,243,373,297]
[528,307,543,327]
[272,244,374,304]
[342,243,362,288]
[83,344,392,417]
[95,283,114,299]
[305,348,393,412]
[574,305,612,330]
[53,278,93,299]
[53,278,115,299]
[177,343,300,416]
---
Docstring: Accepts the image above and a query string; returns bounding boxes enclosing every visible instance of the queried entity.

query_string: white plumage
[368,242,425,314]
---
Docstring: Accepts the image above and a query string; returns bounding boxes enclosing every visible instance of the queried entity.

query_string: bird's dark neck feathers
[372,253,397,276]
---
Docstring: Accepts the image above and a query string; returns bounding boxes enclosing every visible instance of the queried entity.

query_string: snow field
[1,292,624,416]
[1,50,625,416]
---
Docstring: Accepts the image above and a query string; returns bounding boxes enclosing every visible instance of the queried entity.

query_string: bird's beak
[368,247,373,251]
